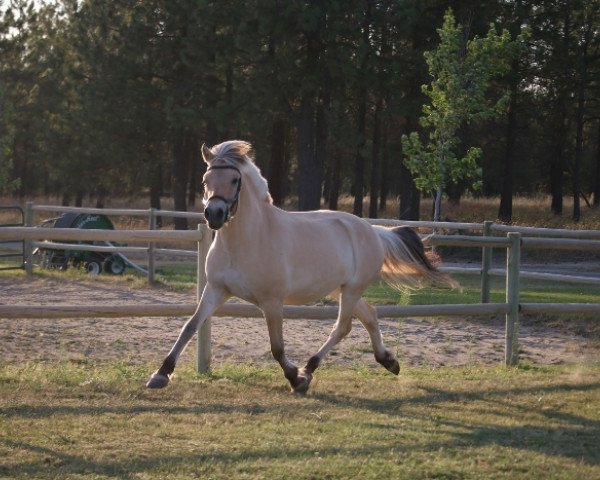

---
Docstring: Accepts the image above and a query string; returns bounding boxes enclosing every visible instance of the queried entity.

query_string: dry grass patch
[1,362,599,479]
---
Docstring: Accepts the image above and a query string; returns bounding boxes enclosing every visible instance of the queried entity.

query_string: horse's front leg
[261,301,307,393]
[146,284,228,389]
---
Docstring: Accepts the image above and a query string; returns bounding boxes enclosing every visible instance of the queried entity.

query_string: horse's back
[275,209,385,298]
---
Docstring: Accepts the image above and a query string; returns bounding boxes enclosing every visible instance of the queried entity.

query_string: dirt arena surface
[0,276,598,369]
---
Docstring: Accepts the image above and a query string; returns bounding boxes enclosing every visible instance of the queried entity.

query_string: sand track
[0,277,597,369]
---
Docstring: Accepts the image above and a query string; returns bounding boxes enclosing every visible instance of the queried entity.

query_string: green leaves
[402,8,521,217]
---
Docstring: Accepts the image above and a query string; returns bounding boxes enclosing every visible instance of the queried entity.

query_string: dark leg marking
[283,365,299,385]
[376,350,400,375]
[304,355,321,375]
[158,355,176,377]
[146,355,176,389]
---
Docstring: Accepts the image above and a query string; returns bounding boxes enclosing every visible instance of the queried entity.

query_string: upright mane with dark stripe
[208,140,272,204]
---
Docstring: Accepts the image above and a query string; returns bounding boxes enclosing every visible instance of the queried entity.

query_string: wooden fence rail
[24,202,206,284]
[0,226,524,369]
[24,203,600,289]
[2,207,600,372]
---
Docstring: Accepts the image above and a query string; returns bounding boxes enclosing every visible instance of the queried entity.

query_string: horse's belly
[283,289,336,306]
[282,265,350,305]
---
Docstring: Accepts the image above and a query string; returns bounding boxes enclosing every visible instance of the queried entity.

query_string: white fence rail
[2,204,600,372]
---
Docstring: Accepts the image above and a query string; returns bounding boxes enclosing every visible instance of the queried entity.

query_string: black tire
[104,256,125,275]
[85,260,102,275]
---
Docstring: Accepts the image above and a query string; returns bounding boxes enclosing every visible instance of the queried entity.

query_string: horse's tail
[374,226,458,291]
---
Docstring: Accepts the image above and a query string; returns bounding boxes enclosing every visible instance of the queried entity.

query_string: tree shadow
[310,380,600,465]
[1,380,599,478]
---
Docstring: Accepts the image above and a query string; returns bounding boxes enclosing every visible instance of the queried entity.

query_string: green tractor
[34,213,126,275]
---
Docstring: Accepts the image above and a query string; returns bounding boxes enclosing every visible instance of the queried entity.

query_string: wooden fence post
[480,220,493,303]
[505,232,521,366]
[196,223,212,374]
[24,202,34,277]
[147,208,156,286]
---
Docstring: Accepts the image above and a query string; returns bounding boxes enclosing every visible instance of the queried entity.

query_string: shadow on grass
[309,380,600,465]
[1,380,599,478]
[2,412,598,480]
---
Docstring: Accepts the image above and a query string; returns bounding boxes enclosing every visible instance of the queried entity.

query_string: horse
[147,140,452,393]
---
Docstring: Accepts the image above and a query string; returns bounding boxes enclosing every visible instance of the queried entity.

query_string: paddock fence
[1,203,600,373]
[22,202,204,284]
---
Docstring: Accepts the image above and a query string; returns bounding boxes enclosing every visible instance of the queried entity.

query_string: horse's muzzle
[204,202,229,230]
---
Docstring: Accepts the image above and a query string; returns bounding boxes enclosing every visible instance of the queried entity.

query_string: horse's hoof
[291,370,312,395]
[377,352,400,375]
[387,359,400,376]
[146,372,170,389]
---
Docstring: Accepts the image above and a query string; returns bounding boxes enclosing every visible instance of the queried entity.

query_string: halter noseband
[203,164,242,222]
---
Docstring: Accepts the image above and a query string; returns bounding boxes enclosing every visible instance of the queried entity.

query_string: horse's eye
[231,178,239,186]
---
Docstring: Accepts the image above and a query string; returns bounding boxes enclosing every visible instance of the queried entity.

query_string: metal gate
[0,206,24,270]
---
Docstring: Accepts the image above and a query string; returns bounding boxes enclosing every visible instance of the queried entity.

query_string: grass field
[1,195,599,479]
[0,362,599,480]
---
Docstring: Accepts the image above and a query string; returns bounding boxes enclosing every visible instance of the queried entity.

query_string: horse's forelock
[207,140,272,204]
[210,140,254,166]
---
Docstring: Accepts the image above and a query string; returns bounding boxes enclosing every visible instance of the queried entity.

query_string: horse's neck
[215,184,273,251]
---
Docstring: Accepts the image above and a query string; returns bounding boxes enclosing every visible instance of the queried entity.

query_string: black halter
[203,164,242,221]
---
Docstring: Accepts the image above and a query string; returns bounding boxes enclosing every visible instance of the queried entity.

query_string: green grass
[3,260,599,307]
[365,275,600,306]
[0,361,599,479]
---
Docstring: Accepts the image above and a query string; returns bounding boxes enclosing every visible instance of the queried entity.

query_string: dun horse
[147,140,451,393]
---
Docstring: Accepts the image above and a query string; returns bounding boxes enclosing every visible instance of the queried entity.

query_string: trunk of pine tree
[573,79,585,222]
[378,126,389,214]
[550,130,566,215]
[187,137,199,207]
[315,87,330,208]
[594,121,600,207]
[327,148,341,211]
[368,96,383,218]
[353,86,367,217]
[498,78,518,223]
[172,131,192,230]
[353,4,371,218]
[433,186,443,223]
[399,162,420,220]
[296,97,320,211]
[95,189,105,209]
[149,160,163,228]
[268,116,288,206]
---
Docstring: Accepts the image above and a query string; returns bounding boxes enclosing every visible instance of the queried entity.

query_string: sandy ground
[0,276,598,369]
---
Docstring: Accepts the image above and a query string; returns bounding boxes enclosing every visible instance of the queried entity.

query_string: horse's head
[201,143,245,230]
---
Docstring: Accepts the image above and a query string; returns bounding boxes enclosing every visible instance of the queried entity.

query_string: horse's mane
[209,140,272,204]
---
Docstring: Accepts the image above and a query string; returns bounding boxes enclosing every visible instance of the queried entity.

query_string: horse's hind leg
[297,290,361,392]
[354,298,400,375]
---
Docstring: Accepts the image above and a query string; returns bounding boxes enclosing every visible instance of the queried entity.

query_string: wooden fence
[2,203,600,372]
[24,202,204,284]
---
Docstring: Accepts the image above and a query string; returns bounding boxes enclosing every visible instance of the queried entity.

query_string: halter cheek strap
[203,164,242,220]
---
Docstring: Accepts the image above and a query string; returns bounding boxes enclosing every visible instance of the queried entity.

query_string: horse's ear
[201,144,214,164]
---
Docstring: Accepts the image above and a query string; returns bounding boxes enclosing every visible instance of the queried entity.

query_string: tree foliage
[0,1,599,223]
[401,8,524,221]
